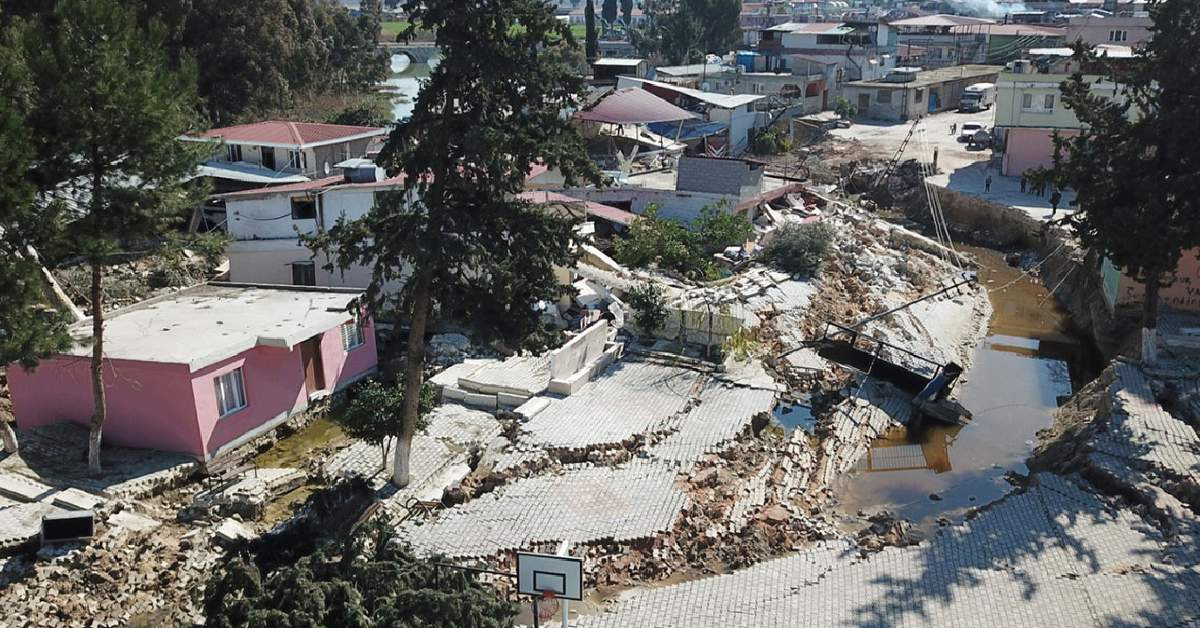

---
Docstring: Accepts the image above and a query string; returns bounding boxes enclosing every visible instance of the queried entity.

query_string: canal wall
[901,186,1132,358]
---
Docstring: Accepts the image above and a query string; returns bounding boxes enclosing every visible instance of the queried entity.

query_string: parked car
[958,123,983,142]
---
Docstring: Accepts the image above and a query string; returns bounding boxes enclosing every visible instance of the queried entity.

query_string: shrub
[761,222,834,276]
[834,96,858,120]
[751,128,792,155]
[335,379,436,469]
[695,203,754,256]
[624,282,669,336]
[614,204,754,278]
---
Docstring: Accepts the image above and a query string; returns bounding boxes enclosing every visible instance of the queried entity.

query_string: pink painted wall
[1002,128,1079,177]
[194,317,378,456]
[1115,248,1200,312]
[8,357,204,456]
[8,317,378,459]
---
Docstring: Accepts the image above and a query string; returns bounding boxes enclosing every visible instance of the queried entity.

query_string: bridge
[379,42,440,64]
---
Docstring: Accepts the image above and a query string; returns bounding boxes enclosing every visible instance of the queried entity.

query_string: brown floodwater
[834,246,1099,529]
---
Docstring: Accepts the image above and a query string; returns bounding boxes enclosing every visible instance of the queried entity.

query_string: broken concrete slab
[0,472,55,503]
[106,510,161,536]
[213,518,255,545]
[399,460,688,559]
[649,385,775,468]
[51,488,106,511]
[522,359,701,450]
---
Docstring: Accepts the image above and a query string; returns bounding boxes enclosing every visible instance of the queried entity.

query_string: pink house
[7,283,378,460]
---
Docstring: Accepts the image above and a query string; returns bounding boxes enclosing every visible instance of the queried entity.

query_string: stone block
[0,472,55,502]
[51,488,105,511]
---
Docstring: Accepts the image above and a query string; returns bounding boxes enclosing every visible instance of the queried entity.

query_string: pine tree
[621,0,633,27]
[585,0,599,62]
[304,0,598,487]
[17,0,207,473]
[602,0,618,26]
[0,29,71,371]
[1032,0,1200,364]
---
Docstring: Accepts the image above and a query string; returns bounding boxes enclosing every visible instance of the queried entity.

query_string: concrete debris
[427,333,498,367]
[182,467,305,521]
[213,518,255,546]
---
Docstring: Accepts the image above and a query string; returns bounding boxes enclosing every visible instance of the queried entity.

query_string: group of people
[1020,174,1064,217]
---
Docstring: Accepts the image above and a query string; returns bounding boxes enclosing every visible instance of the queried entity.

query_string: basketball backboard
[516,551,583,601]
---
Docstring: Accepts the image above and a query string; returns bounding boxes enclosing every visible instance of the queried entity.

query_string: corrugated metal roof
[765,21,847,33]
[574,88,699,124]
[625,78,767,109]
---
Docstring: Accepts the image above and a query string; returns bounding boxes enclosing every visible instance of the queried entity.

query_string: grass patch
[381,20,411,35]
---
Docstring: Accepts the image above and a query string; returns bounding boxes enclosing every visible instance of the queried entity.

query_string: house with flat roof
[841,64,1002,121]
[181,121,387,193]
[7,284,378,460]
[220,160,407,288]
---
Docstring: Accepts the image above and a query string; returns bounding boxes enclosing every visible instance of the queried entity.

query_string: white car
[958,123,983,142]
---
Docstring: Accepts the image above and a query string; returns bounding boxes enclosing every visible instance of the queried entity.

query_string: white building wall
[226,195,320,241]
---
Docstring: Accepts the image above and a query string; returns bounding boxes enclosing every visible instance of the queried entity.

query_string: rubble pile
[426,332,500,367]
[0,507,220,627]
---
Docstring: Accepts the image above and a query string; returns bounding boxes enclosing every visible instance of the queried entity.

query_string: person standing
[1019,176,1027,194]
[985,174,993,193]
[932,147,939,171]
[950,122,957,135]
[1049,189,1062,218]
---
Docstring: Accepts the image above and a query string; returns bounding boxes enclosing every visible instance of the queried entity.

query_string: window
[877,89,892,104]
[291,197,317,220]
[1109,30,1127,42]
[1022,93,1034,109]
[227,144,242,162]
[341,321,365,351]
[214,368,247,417]
[288,150,307,171]
[291,262,316,286]
[1043,94,1056,110]
[914,88,924,103]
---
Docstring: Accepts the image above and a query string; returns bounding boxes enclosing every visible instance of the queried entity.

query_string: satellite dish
[323,161,331,175]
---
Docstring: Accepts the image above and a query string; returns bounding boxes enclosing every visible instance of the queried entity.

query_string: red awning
[574,88,699,125]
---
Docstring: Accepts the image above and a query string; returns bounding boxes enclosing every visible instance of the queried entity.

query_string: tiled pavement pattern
[326,405,502,508]
[576,472,1200,628]
[459,354,552,397]
[647,384,776,468]
[400,460,688,558]
[521,360,701,450]
[816,380,913,488]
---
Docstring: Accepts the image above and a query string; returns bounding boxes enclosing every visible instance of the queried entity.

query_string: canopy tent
[573,88,699,125]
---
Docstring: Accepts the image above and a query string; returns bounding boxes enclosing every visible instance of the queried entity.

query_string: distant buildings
[840,64,1002,122]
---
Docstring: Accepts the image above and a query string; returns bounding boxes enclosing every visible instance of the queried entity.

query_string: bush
[335,379,436,469]
[614,204,754,279]
[624,282,669,336]
[834,96,858,120]
[751,128,792,155]
[760,222,834,276]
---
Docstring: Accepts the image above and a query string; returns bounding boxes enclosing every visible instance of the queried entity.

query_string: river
[383,54,434,122]
[834,245,1101,530]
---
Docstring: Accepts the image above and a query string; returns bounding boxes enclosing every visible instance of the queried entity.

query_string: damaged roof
[574,88,700,125]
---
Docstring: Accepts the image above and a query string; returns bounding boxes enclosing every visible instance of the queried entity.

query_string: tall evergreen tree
[602,0,618,25]
[17,0,207,473]
[0,28,71,371]
[1032,0,1200,364]
[621,0,633,26]
[304,0,598,487]
[585,0,599,62]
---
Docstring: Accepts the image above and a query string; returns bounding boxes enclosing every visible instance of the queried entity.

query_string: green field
[381,20,410,35]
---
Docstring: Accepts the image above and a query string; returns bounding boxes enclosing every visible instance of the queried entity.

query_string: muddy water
[834,246,1099,529]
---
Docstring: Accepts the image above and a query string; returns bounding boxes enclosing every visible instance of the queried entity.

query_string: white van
[959,83,996,112]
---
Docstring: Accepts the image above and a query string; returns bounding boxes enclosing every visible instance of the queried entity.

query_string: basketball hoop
[536,590,559,621]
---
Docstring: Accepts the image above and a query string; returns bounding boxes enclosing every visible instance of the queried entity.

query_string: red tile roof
[191,121,386,148]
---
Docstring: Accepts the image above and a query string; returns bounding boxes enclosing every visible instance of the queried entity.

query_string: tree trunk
[1,421,18,454]
[1141,271,1160,366]
[87,259,106,476]
[392,267,434,487]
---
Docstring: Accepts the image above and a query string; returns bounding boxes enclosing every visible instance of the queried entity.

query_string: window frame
[341,321,366,351]
[288,149,307,171]
[227,144,242,162]
[290,196,317,220]
[1043,94,1056,110]
[876,89,893,104]
[214,368,248,418]
[291,262,317,286]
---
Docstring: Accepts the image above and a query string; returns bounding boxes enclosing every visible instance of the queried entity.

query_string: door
[261,146,276,170]
[928,90,940,113]
[299,337,325,396]
[857,93,870,113]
